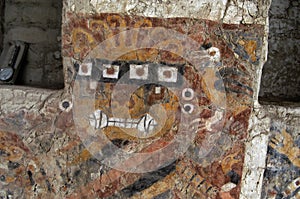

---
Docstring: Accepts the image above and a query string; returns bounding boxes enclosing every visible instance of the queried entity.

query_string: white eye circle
[207,47,221,62]
[182,88,194,101]
[59,99,73,112]
[182,104,194,114]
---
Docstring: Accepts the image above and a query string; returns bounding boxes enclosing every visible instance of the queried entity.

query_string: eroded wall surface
[2,1,297,199]
[0,0,4,52]
[259,0,300,102]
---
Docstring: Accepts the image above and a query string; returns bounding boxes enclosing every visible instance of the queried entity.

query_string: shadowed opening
[259,0,300,104]
[0,0,64,89]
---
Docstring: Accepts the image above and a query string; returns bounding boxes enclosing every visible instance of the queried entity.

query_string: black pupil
[184,105,191,112]
[185,91,192,98]
[62,101,70,109]
[0,175,5,181]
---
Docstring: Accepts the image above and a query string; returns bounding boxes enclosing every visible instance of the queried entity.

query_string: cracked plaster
[0,0,299,198]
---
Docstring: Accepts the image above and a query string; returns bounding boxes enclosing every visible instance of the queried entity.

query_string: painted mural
[262,121,300,199]
[0,13,267,198]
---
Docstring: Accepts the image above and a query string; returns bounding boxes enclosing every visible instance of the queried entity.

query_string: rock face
[0,0,299,199]
[0,1,4,52]
[259,0,300,102]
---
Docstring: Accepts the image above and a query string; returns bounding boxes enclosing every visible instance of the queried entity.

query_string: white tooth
[117,122,125,128]
[89,114,97,128]
[107,121,114,126]
[94,109,101,119]
[99,111,108,128]
[125,119,132,128]
[89,110,157,135]
[137,116,146,132]
[111,118,120,122]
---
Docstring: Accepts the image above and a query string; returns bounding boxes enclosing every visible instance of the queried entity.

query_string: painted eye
[207,47,221,62]
[59,99,73,112]
[78,62,92,76]
[158,66,178,83]
[182,88,194,101]
[103,64,119,79]
[129,64,149,80]
[182,104,194,114]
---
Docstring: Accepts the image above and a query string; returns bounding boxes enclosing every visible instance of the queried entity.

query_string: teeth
[89,110,158,134]
[89,110,108,129]
[137,114,157,133]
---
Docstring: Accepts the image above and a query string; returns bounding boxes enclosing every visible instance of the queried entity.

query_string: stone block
[4,27,60,44]
[4,0,61,30]
[18,66,43,86]
[6,0,53,6]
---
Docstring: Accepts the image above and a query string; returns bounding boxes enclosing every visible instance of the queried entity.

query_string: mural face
[63,13,263,198]
[0,12,267,198]
[72,25,229,173]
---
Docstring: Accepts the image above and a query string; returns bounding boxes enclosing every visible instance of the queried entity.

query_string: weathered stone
[0,0,299,199]
[259,0,300,102]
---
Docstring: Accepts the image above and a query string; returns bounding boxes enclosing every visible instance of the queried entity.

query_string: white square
[158,66,178,83]
[78,62,92,76]
[155,86,161,94]
[103,64,119,79]
[89,81,98,90]
[129,64,149,80]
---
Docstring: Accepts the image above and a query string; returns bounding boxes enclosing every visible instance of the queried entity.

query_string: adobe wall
[0,1,298,199]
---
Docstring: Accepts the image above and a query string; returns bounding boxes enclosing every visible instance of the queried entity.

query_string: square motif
[129,64,149,80]
[78,62,92,76]
[103,64,120,79]
[158,66,178,83]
